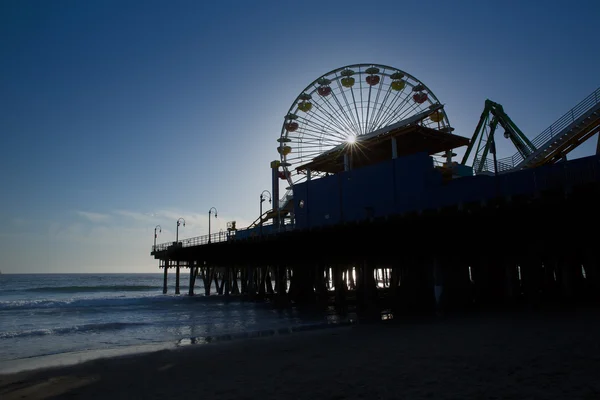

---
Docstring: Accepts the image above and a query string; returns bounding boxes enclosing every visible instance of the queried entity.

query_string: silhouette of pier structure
[151,67,600,314]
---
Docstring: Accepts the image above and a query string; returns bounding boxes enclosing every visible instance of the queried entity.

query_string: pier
[151,65,600,315]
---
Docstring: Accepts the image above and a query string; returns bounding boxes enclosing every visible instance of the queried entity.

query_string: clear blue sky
[1,0,599,273]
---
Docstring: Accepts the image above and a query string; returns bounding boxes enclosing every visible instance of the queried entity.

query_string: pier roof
[296,124,470,174]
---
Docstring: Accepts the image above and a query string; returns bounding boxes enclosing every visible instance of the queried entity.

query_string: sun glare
[346,135,356,144]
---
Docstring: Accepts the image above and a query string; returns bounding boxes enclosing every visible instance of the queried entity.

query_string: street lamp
[154,225,162,250]
[176,218,185,244]
[208,207,218,243]
[260,190,272,236]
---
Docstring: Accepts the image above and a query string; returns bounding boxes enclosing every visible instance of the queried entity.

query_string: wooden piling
[175,260,180,295]
[162,260,168,294]
[188,261,195,296]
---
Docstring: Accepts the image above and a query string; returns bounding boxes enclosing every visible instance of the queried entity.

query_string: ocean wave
[0,322,150,339]
[0,294,179,311]
[23,285,159,293]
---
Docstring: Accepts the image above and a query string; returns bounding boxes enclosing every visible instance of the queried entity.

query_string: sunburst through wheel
[277,63,452,190]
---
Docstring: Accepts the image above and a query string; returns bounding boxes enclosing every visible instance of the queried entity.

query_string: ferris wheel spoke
[373,99,406,129]
[358,73,365,135]
[396,101,427,124]
[378,86,413,127]
[291,125,334,140]
[290,134,339,148]
[285,149,323,159]
[377,89,415,128]
[365,73,384,133]
[373,77,399,130]
[296,119,347,142]
[365,84,374,135]
[296,120,344,143]
[304,93,350,135]
[299,135,340,145]
[380,85,412,128]
[316,84,359,136]
[369,81,392,131]
[365,76,384,134]
[297,107,348,140]
[285,153,321,164]
[349,87,363,136]
[335,79,361,135]
[288,137,340,149]
[310,99,356,139]
[323,87,360,137]
[291,141,339,151]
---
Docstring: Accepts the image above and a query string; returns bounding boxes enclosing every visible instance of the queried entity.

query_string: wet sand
[1,307,599,399]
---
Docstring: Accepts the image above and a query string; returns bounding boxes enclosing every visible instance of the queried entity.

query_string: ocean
[0,273,350,374]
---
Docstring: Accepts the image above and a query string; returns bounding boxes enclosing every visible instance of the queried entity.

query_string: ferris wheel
[278,63,452,189]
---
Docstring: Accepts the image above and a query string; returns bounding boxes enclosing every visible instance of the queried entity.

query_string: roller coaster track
[467,87,600,174]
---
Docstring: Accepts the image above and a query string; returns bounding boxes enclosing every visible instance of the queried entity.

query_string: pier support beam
[432,257,443,314]
[272,265,289,307]
[265,267,274,295]
[389,262,401,307]
[162,260,168,294]
[333,265,347,309]
[557,255,584,303]
[288,264,315,304]
[584,251,600,303]
[231,267,240,295]
[519,254,543,307]
[356,261,377,309]
[188,261,195,296]
[396,256,435,315]
[224,266,231,297]
[504,258,520,307]
[539,256,559,304]
[246,265,256,299]
[201,266,215,296]
[175,261,180,295]
[275,266,286,295]
[314,264,328,304]
[438,257,473,312]
[257,266,268,297]
[215,268,224,295]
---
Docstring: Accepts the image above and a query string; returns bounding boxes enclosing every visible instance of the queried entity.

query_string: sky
[1,0,599,273]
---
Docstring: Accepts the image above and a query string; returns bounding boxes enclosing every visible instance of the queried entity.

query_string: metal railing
[180,231,232,247]
[476,87,600,174]
[279,188,293,209]
[152,231,232,253]
[151,220,296,253]
[529,87,600,151]
[474,155,521,174]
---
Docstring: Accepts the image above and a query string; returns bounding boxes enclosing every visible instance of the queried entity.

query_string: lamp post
[154,225,162,250]
[176,218,185,244]
[260,190,272,236]
[208,207,218,243]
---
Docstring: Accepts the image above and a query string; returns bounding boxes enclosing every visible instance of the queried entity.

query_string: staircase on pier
[476,87,600,174]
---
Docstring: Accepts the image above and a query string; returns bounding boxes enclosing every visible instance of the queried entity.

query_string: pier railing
[152,221,296,253]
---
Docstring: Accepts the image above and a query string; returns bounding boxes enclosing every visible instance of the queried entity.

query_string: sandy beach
[1,307,599,400]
